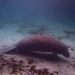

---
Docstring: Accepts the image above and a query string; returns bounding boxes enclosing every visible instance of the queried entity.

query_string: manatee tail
[0,45,16,54]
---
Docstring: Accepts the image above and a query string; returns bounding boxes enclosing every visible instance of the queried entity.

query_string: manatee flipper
[0,45,16,54]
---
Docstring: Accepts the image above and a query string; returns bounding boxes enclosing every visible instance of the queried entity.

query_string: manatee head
[62,46,70,58]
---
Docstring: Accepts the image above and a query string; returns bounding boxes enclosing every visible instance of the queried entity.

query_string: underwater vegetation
[16,23,48,35]
[57,30,75,40]
[0,54,59,75]
[0,53,75,75]
[27,25,48,35]
[63,30,75,37]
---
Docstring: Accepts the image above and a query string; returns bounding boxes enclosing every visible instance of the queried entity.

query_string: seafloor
[0,16,75,75]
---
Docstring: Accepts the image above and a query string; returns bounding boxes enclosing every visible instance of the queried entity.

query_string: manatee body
[0,34,70,57]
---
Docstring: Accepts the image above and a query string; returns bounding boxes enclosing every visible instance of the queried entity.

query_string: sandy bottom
[0,52,75,75]
[0,17,75,75]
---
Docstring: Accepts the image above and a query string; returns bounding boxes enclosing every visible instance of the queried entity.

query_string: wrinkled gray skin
[0,34,70,58]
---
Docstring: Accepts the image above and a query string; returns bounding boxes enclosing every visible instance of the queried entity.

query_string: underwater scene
[0,0,75,75]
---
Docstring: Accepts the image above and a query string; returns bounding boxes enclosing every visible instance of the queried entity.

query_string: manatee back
[16,34,70,57]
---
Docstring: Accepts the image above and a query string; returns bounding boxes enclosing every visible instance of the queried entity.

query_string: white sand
[0,18,75,75]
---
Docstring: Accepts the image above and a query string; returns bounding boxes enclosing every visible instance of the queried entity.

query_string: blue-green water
[0,1,75,74]
[0,0,75,23]
[0,0,75,49]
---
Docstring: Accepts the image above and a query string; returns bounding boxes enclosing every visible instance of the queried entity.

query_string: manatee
[0,34,70,57]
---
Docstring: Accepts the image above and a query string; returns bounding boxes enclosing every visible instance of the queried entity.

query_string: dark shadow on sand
[6,50,69,63]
